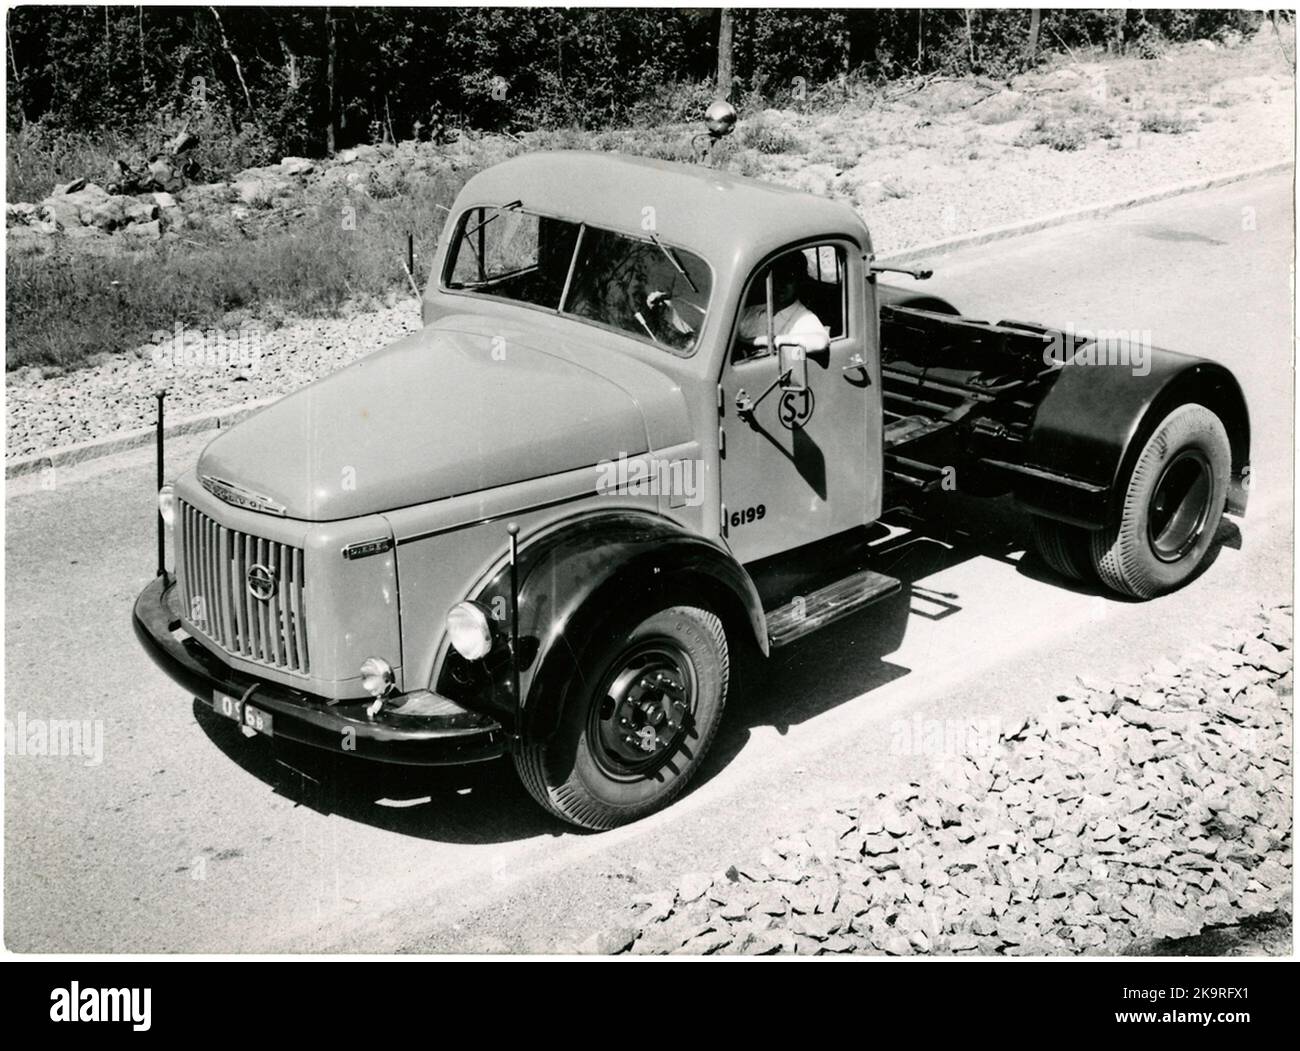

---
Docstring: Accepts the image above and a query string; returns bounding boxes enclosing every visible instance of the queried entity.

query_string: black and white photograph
[1,0,1295,988]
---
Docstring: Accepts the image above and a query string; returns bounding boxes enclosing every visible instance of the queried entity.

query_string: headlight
[447,601,493,661]
[158,484,176,528]
[360,657,394,698]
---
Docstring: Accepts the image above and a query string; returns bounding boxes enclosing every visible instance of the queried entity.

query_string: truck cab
[135,149,1249,830]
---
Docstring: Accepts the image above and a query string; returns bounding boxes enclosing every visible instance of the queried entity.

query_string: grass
[1013,116,1090,151]
[1139,110,1198,134]
[6,180,457,371]
[737,121,804,155]
[5,127,136,203]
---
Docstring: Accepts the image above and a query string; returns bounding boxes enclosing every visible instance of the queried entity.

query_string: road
[4,172,1293,953]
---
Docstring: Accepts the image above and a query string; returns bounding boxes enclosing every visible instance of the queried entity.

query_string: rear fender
[1018,346,1250,528]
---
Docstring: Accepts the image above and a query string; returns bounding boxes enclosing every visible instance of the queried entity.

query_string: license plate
[210,690,273,738]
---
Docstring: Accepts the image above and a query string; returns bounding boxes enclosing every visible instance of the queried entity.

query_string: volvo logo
[201,475,287,516]
[246,563,277,601]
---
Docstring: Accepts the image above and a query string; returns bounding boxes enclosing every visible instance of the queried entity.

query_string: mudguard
[875,283,960,315]
[1018,344,1250,529]
[435,510,767,741]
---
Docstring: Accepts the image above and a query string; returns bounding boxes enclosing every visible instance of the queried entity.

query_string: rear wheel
[514,605,729,830]
[1090,403,1230,599]
[1029,515,1095,583]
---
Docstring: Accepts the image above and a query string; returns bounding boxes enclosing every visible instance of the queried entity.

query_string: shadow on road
[195,494,1243,844]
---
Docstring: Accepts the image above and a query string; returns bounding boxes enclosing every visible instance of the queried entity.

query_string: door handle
[842,354,870,388]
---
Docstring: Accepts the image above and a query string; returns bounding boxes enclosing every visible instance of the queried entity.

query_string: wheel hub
[1147,449,1213,563]
[593,645,695,775]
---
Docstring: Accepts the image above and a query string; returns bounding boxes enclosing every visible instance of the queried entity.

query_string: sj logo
[778,388,815,430]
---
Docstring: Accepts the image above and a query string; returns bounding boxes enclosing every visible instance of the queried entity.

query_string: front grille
[178,500,310,675]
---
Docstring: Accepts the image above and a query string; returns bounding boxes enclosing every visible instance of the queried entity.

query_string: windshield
[443,205,711,354]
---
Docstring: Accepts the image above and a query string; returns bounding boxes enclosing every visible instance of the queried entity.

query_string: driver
[736,253,826,355]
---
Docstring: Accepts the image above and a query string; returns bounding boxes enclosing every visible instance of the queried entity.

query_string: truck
[134,144,1250,830]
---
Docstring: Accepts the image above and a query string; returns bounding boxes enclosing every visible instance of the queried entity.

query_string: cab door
[718,242,881,564]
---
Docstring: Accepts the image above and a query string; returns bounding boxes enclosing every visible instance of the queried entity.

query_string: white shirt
[737,300,826,346]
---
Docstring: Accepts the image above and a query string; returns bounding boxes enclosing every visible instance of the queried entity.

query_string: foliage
[7,7,1262,160]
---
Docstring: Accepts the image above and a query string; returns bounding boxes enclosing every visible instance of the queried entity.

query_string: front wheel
[1090,403,1230,599]
[513,605,729,830]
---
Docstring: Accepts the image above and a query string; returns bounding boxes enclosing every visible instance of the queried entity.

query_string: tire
[513,605,729,830]
[1029,515,1095,583]
[1090,403,1230,599]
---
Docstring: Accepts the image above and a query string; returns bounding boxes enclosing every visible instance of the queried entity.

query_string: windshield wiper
[465,199,523,240]
[649,234,699,294]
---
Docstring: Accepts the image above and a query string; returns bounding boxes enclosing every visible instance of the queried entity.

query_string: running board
[766,569,902,648]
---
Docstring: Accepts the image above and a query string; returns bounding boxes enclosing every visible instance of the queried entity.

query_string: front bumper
[133,575,507,766]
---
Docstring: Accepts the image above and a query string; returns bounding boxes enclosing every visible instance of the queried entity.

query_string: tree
[324,7,336,154]
[1025,9,1041,68]
[717,8,733,99]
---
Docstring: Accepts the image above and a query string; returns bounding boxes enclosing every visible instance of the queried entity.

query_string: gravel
[6,300,419,459]
[581,604,1292,956]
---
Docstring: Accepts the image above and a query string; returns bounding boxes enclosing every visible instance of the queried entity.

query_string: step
[765,568,902,648]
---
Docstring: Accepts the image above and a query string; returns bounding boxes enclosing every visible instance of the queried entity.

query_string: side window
[732,244,846,363]
[449,207,540,286]
[446,208,580,309]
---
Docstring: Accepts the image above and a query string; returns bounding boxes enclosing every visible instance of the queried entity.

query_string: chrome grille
[178,500,309,675]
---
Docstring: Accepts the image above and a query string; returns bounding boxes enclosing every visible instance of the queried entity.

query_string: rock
[39,183,109,229]
[337,144,382,164]
[152,191,178,209]
[279,156,316,177]
[879,933,912,956]
[636,891,676,924]
[677,928,733,955]
[51,178,87,196]
[6,202,38,226]
[579,926,636,955]
[1241,637,1289,675]
[735,929,781,955]
[30,205,58,234]
[148,157,183,193]
[123,199,159,225]
[122,219,162,241]
[86,195,132,231]
[1090,819,1120,842]
[630,927,685,956]
[882,810,909,837]
[678,872,713,904]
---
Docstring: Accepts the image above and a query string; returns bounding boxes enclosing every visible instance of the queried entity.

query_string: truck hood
[196,319,690,521]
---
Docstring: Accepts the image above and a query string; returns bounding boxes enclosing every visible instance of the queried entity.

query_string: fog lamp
[447,601,493,661]
[360,657,395,698]
[158,484,176,528]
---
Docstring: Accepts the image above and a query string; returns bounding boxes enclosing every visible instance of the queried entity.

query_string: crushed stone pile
[585,604,1292,956]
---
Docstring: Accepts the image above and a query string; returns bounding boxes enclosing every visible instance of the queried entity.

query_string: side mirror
[777,330,829,391]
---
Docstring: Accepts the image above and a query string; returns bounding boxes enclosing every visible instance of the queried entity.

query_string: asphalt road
[4,172,1293,953]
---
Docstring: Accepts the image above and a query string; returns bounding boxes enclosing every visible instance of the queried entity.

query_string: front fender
[435,510,766,740]
[1019,345,1250,528]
